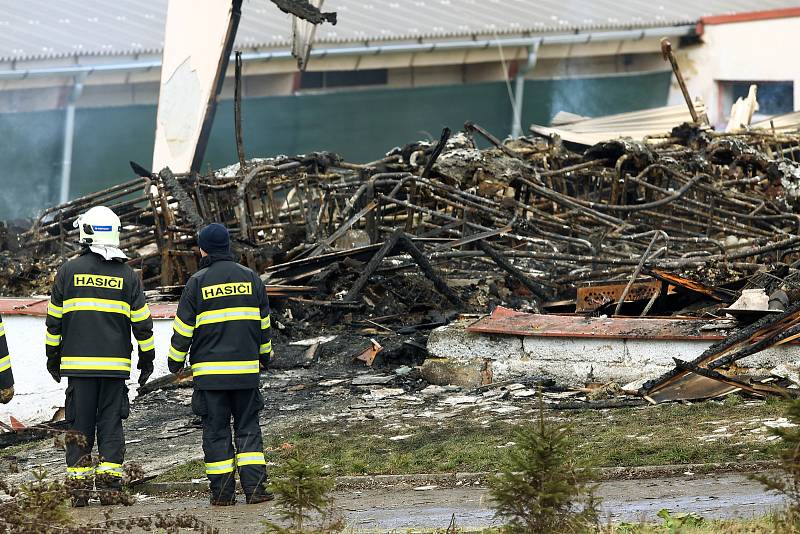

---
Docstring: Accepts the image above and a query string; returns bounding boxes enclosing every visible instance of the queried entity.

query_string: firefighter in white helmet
[45,206,155,506]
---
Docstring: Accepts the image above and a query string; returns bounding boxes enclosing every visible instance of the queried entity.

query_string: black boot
[67,479,92,508]
[246,491,274,504]
[210,495,236,506]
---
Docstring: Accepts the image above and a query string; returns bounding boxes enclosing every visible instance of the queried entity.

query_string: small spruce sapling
[489,391,600,533]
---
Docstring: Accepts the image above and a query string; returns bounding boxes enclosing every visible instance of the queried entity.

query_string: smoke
[0,109,63,220]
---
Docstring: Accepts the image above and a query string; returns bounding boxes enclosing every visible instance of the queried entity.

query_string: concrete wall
[0,315,175,425]
[426,320,800,389]
[671,16,800,126]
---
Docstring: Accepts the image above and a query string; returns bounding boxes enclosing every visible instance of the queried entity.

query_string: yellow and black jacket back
[167,253,272,390]
[45,251,155,378]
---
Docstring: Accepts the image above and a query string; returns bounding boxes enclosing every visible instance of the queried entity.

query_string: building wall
[671,16,800,126]
[0,70,671,219]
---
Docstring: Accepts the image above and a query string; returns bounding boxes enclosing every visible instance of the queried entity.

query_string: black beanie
[198,223,230,254]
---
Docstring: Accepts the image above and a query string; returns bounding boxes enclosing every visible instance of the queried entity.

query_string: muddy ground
[68,473,784,532]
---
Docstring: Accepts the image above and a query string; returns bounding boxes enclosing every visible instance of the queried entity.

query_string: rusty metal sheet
[576,279,662,312]
[645,268,735,302]
[642,305,800,402]
[467,306,727,341]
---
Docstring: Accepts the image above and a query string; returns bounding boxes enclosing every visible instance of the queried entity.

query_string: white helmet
[74,206,121,247]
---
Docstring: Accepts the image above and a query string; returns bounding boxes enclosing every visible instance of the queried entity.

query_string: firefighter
[167,223,273,506]
[0,314,14,404]
[45,206,155,507]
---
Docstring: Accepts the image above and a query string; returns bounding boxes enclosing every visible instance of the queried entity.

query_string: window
[299,69,388,90]
[720,80,794,117]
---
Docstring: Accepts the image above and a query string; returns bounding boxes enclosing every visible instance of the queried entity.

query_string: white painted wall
[428,320,800,388]
[670,17,800,126]
[0,316,175,425]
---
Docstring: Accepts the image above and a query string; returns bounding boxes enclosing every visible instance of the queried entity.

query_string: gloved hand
[138,361,154,387]
[259,355,272,373]
[168,359,184,375]
[47,359,61,383]
[0,386,13,404]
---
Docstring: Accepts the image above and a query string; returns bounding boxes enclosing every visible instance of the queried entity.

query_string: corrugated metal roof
[530,101,709,146]
[0,0,798,62]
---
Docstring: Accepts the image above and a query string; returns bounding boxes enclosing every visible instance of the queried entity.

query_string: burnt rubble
[5,121,800,401]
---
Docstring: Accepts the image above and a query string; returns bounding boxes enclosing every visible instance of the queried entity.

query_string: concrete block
[425,319,800,388]
[419,358,492,388]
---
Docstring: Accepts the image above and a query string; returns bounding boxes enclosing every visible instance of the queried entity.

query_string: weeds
[0,427,218,533]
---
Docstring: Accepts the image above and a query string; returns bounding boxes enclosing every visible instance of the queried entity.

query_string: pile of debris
[5,120,800,318]
[5,110,800,403]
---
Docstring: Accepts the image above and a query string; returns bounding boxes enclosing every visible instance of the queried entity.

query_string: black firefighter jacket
[167,252,273,390]
[45,250,155,379]
[0,314,12,389]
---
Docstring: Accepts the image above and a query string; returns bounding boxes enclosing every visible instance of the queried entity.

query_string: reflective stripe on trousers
[205,458,235,475]
[236,451,266,467]
[96,462,124,477]
[67,466,95,479]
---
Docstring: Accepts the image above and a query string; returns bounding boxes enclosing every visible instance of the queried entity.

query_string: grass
[605,516,780,533]
[153,397,788,482]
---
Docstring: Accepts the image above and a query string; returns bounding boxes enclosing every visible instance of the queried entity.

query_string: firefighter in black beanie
[167,223,273,505]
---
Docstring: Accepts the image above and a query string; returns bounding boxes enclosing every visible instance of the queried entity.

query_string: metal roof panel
[0,0,798,62]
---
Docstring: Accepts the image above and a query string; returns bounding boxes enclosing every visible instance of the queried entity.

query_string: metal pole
[59,74,86,204]
[511,42,540,138]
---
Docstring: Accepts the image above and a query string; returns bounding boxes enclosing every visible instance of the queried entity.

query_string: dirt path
[70,473,785,532]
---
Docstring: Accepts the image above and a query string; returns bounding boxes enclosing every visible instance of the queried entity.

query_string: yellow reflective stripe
[236,452,266,467]
[195,307,260,327]
[168,345,187,362]
[97,462,124,477]
[261,315,271,330]
[0,355,10,373]
[131,304,151,323]
[62,298,130,316]
[173,316,195,338]
[205,458,235,475]
[0,322,5,337]
[60,357,131,371]
[191,360,260,377]
[48,302,63,318]
[259,341,272,355]
[45,332,62,346]
[67,466,95,479]
[137,335,155,351]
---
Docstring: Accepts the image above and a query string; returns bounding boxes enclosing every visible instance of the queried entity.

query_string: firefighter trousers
[192,388,268,502]
[65,377,129,491]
